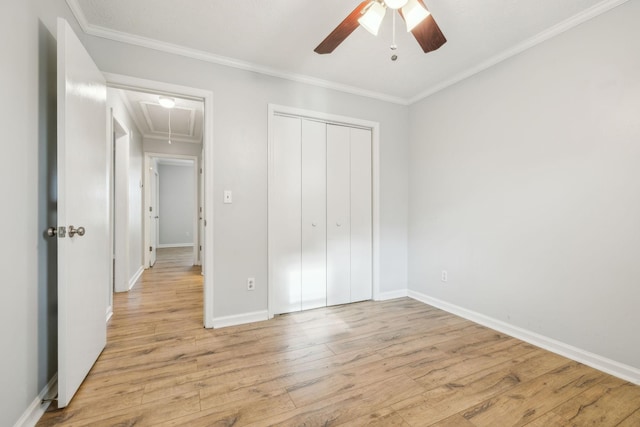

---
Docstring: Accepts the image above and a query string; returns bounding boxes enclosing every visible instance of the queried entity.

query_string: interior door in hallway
[56,18,109,408]
[149,168,159,267]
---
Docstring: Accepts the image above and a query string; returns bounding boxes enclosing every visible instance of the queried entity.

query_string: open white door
[199,151,205,269]
[149,168,159,266]
[56,18,109,408]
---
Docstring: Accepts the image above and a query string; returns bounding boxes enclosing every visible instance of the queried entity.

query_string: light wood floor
[38,247,640,426]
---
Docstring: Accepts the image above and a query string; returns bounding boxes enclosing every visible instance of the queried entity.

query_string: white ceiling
[71,0,624,104]
[117,89,204,144]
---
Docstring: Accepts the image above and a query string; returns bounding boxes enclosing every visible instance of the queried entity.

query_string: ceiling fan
[314,0,446,55]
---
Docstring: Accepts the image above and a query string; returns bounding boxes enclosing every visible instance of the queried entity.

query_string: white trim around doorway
[104,72,215,328]
[144,152,199,268]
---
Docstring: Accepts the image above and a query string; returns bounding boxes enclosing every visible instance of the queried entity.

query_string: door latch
[47,226,66,238]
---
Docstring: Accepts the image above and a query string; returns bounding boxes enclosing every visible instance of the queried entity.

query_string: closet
[270,114,372,315]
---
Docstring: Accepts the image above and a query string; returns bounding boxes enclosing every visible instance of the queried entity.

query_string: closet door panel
[350,128,373,302]
[301,120,327,310]
[270,115,302,314]
[326,125,351,306]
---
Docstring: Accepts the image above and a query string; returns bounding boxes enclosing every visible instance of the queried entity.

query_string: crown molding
[408,0,630,104]
[68,0,628,107]
[65,0,409,106]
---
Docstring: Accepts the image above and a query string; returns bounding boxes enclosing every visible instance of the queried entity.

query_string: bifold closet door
[271,116,372,314]
[301,120,327,310]
[270,115,302,314]
[350,127,373,302]
[326,125,351,306]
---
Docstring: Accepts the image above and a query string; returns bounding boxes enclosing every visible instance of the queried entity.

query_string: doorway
[112,115,133,296]
[106,74,214,328]
[146,154,200,268]
[149,166,159,267]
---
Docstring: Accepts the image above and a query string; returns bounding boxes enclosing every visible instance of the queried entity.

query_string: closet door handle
[336,223,341,227]
[311,223,317,227]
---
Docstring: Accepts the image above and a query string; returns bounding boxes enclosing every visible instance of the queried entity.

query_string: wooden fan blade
[315,1,371,54]
[399,0,447,53]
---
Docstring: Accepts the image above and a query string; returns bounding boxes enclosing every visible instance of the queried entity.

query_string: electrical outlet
[247,277,255,291]
[441,270,448,282]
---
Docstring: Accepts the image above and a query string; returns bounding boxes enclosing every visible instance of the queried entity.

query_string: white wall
[128,123,143,279]
[158,163,195,247]
[408,1,640,371]
[0,0,61,424]
[108,88,144,288]
[81,31,410,319]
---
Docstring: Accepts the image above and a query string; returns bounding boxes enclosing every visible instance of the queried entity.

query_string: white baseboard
[212,310,269,329]
[13,374,57,427]
[375,289,409,301]
[408,290,640,385]
[157,243,194,248]
[106,305,113,322]
[128,265,144,290]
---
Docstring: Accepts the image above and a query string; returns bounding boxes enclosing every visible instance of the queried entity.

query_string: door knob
[68,225,85,237]
[47,226,66,238]
[312,223,317,227]
[336,223,342,227]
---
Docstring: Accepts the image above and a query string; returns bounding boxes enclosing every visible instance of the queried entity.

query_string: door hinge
[149,206,152,212]
[199,245,202,251]
[149,246,152,252]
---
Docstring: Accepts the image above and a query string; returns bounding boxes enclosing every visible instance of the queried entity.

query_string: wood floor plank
[428,414,477,427]
[392,350,570,426]
[36,247,640,426]
[336,407,410,426]
[521,412,570,427]
[147,343,334,397]
[618,408,640,427]
[408,341,538,389]
[243,374,426,427]
[462,362,606,426]
[550,376,640,426]
[197,347,384,404]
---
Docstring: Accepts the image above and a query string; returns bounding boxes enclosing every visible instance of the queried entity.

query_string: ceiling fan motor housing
[384,0,409,9]
[313,0,446,55]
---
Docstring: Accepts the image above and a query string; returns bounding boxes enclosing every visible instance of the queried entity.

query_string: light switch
[224,190,233,204]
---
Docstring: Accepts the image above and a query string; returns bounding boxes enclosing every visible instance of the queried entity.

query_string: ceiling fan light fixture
[402,0,430,32]
[158,96,176,109]
[358,1,386,36]
[384,0,408,9]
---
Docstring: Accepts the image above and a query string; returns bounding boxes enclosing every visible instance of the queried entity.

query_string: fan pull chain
[168,109,172,144]
[391,11,398,61]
